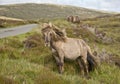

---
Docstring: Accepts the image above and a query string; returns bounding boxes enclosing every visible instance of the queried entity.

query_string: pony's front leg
[53,53,64,74]
[57,51,64,74]
[58,56,64,74]
[53,53,60,66]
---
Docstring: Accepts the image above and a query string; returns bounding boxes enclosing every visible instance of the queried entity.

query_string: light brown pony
[41,23,98,76]
[73,16,80,23]
[67,16,80,23]
[67,16,73,22]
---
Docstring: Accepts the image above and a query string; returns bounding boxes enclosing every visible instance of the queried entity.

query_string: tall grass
[0,16,120,84]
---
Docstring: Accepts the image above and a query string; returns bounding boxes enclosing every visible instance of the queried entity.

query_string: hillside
[0,3,111,20]
[0,16,27,28]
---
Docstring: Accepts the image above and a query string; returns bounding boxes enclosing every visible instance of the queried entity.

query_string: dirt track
[0,24,38,38]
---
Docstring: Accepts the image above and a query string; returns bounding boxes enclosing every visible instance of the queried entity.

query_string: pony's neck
[52,33,67,42]
[48,29,67,49]
[49,39,56,50]
[48,30,67,50]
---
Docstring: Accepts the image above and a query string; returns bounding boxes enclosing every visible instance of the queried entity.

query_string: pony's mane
[52,26,67,42]
[41,27,51,32]
[42,24,67,42]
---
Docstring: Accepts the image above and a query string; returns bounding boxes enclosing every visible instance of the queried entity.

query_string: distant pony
[67,16,80,23]
[41,23,98,77]
[67,16,73,22]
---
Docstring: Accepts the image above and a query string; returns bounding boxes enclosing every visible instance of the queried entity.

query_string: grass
[0,15,120,84]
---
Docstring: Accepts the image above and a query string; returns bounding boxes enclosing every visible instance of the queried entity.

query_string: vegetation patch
[0,14,120,84]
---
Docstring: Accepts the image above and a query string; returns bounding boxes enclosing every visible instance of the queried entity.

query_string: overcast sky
[0,0,120,12]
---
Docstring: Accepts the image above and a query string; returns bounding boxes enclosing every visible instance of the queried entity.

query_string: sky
[0,0,120,12]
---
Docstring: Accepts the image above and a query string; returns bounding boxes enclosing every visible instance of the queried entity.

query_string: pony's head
[42,22,67,47]
[41,23,53,47]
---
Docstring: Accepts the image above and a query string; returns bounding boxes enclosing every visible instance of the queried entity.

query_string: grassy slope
[0,3,110,20]
[0,14,120,84]
[0,16,27,28]
[82,14,120,56]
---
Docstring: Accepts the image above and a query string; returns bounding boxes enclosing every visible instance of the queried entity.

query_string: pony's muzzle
[45,42,50,47]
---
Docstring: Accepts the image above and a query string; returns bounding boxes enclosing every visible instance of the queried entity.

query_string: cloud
[0,0,120,12]
[99,0,120,12]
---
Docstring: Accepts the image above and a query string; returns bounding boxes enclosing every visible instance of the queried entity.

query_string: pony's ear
[62,29,67,36]
[43,23,49,28]
[49,22,53,28]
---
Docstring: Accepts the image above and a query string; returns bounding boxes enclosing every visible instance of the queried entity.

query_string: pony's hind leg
[77,58,84,75]
[81,56,89,76]
[81,56,91,79]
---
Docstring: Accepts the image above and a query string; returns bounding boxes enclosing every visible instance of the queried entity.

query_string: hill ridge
[0,3,111,20]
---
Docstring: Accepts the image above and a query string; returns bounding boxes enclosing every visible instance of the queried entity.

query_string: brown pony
[73,16,80,23]
[41,23,98,77]
[67,16,80,23]
[67,16,73,22]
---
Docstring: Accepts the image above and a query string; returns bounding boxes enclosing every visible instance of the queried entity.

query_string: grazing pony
[41,23,98,77]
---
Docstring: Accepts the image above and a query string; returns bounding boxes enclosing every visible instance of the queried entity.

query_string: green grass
[0,15,120,84]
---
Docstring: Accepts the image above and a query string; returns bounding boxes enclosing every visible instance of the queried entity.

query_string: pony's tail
[87,49,99,72]
[87,51,96,71]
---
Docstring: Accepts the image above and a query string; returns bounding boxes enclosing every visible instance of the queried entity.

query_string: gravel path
[0,24,38,38]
